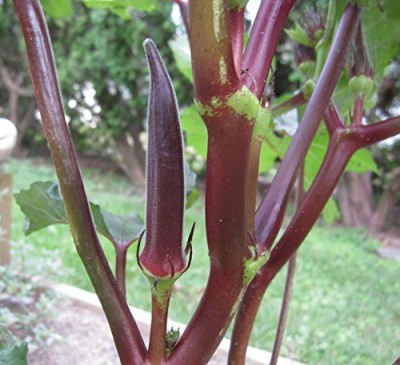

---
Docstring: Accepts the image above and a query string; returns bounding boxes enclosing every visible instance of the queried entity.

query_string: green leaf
[169,38,193,82]
[362,0,400,77]
[347,148,379,174]
[184,162,199,209]
[0,343,28,365]
[259,128,291,173]
[228,0,250,9]
[14,181,67,235]
[41,0,72,18]
[286,24,313,47]
[321,197,340,224]
[14,181,144,245]
[0,327,28,365]
[186,189,199,209]
[83,0,161,17]
[90,203,144,245]
[181,104,208,159]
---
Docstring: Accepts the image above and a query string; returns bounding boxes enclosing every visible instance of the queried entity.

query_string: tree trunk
[336,172,374,227]
[370,189,393,233]
[113,134,145,186]
[370,167,400,233]
[15,99,36,148]
[129,123,146,172]
[0,173,12,265]
[0,65,35,154]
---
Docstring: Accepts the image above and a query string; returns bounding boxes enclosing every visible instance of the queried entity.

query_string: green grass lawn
[5,158,400,365]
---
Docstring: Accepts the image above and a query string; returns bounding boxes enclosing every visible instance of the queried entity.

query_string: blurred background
[0,1,399,364]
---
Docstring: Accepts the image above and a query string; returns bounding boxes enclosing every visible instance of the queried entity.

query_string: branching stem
[271,92,307,117]
[254,3,362,249]
[241,0,296,98]
[269,163,304,365]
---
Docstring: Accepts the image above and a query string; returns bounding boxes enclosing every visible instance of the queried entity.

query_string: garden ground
[3,158,400,365]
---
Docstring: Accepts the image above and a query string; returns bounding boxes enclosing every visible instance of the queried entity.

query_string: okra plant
[12,0,400,364]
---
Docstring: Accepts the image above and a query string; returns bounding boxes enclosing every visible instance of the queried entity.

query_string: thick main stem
[13,1,146,363]
[246,140,263,236]
[167,112,253,364]
[229,7,245,77]
[165,3,255,363]
[189,0,238,102]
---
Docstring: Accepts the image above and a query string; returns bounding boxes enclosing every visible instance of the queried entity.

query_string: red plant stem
[261,139,354,279]
[254,4,361,250]
[167,110,253,364]
[271,92,307,117]
[173,0,190,37]
[189,0,238,102]
[353,96,364,126]
[13,1,146,363]
[147,291,172,364]
[229,114,400,362]
[229,7,245,77]
[166,3,257,363]
[351,116,400,146]
[247,139,263,236]
[229,130,356,364]
[269,163,304,365]
[324,101,344,136]
[115,246,128,297]
[241,0,296,99]
[269,254,296,365]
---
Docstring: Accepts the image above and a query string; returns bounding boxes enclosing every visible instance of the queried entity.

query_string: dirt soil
[373,228,400,260]
[28,302,121,365]
[9,292,231,365]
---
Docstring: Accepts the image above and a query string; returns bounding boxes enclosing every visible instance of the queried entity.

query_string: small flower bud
[295,45,316,77]
[349,75,374,98]
[304,8,325,44]
[302,79,316,99]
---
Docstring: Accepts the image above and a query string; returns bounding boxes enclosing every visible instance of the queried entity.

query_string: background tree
[11,0,400,364]
[0,2,36,153]
[1,0,190,184]
[49,1,191,184]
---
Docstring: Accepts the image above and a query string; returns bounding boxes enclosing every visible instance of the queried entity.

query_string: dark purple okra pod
[139,39,188,280]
